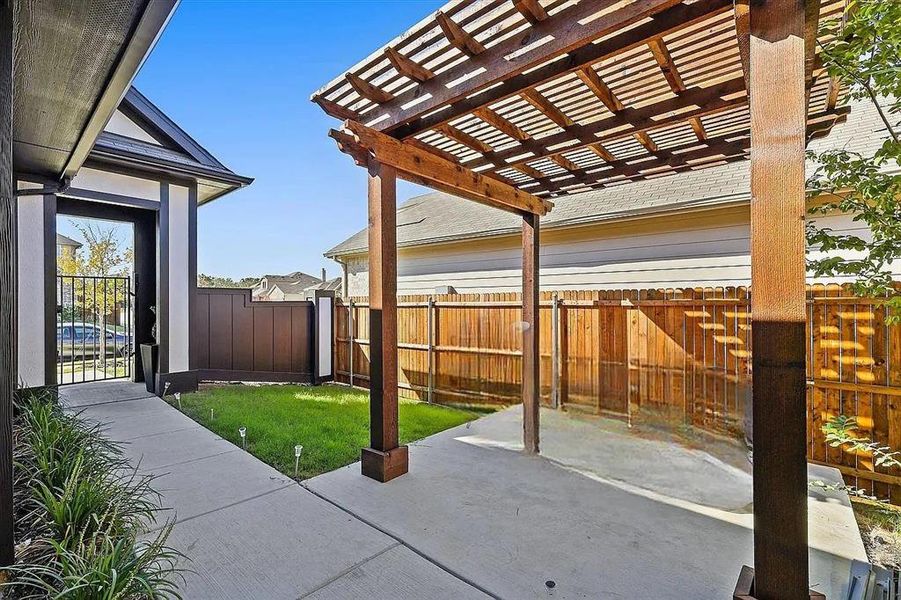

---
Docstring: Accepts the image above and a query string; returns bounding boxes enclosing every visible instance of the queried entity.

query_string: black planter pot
[140,343,159,394]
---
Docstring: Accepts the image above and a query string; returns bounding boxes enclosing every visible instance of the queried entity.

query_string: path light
[294,445,303,479]
[210,408,214,421]
[239,427,247,450]
[175,392,181,411]
[163,382,171,398]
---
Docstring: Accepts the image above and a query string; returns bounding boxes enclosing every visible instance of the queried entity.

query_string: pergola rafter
[313,0,852,595]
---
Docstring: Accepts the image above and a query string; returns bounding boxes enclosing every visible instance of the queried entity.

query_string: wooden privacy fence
[192,288,315,382]
[334,284,901,502]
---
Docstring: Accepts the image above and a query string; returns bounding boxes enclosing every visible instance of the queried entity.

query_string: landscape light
[294,445,303,478]
[175,392,181,411]
[239,426,247,450]
[210,408,214,421]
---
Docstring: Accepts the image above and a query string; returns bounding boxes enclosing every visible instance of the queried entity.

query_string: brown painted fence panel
[334,285,901,502]
[193,288,314,382]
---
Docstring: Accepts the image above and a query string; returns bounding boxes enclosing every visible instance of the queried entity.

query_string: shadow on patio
[306,406,865,599]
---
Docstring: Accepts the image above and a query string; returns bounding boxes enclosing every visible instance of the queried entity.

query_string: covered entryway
[53,195,157,387]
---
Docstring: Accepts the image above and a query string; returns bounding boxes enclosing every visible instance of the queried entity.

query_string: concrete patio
[60,381,865,599]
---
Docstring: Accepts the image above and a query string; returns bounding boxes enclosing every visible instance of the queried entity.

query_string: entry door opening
[56,216,135,385]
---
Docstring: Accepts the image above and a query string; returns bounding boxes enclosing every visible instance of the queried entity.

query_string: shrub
[2,389,182,599]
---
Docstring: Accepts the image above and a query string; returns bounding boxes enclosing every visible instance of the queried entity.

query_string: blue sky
[127,0,444,280]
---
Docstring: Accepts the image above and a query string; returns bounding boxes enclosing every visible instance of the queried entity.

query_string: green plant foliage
[806,0,901,322]
[823,414,901,470]
[3,389,182,599]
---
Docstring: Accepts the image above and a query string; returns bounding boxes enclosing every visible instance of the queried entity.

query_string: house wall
[14,169,197,390]
[166,184,192,373]
[339,206,886,296]
[15,181,53,388]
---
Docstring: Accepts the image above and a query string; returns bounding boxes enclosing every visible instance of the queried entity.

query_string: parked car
[57,323,132,360]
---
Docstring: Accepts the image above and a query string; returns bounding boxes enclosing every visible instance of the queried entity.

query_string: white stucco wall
[340,208,888,297]
[16,182,47,388]
[167,185,191,373]
[104,110,162,145]
[71,167,161,201]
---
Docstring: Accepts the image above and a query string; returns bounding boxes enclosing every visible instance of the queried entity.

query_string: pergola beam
[513,0,548,24]
[382,0,730,139]
[473,107,531,141]
[476,77,747,170]
[334,0,684,136]
[436,10,485,57]
[647,37,685,93]
[576,67,624,113]
[384,47,434,83]
[345,72,393,104]
[329,120,552,216]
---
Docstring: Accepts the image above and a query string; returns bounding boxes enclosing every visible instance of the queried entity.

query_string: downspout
[331,256,349,298]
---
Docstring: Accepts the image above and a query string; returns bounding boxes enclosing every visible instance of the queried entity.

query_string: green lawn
[172,384,482,479]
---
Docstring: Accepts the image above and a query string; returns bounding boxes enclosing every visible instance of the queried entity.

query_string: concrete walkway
[60,381,864,599]
[60,381,488,600]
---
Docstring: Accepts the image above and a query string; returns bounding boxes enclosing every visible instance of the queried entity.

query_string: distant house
[56,234,82,261]
[251,270,336,301]
[326,98,895,296]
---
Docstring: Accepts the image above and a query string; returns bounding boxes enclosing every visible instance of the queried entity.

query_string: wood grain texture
[522,214,540,454]
[0,0,13,567]
[748,0,809,597]
[334,286,901,501]
[367,163,400,453]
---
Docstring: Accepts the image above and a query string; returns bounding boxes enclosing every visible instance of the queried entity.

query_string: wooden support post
[361,161,408,482]
[0,0,13,568]
[522,213,540,454]
[746,0,809,598]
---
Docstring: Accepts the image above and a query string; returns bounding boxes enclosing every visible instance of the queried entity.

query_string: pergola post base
[733,566,825,600]
[361,446,409,482]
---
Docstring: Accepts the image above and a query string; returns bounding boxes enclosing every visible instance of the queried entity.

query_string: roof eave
[61,0,179,181]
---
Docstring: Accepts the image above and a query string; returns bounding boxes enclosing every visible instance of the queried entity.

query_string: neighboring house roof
[56,234,82,249]
[303,277,342,294]
[88,87,253,204]
[326,98,891,258]
[254,272,324,299]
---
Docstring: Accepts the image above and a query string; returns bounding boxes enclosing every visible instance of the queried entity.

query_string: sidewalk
[60,381,488,600]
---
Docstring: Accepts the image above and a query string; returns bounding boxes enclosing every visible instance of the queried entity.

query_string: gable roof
[56,234,82,249]
[326,98,892,259]
[89,87,253,203]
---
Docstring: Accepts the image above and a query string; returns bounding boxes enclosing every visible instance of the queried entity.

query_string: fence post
[348,299,354,387]
[551,292,559,409]
[427,296,434,403]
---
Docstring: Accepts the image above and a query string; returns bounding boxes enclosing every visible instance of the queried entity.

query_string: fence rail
[334,284,901,503]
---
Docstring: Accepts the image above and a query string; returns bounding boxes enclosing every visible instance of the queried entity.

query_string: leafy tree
[198,273,260,288]
[58,222,132,277]
[57,222,132,325]
[806,0,901,322]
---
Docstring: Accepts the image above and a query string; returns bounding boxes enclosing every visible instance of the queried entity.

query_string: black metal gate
[57,275,132,385]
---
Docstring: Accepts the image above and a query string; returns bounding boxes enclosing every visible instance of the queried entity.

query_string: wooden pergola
[312,0,848,597]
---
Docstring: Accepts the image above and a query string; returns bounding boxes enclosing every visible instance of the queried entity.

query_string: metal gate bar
[57,275,132,385]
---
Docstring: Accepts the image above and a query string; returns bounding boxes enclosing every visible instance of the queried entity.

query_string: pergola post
[522,213,540,454]
[747,0,809,597]
[0,0,15,568]
[361,160,408,482]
